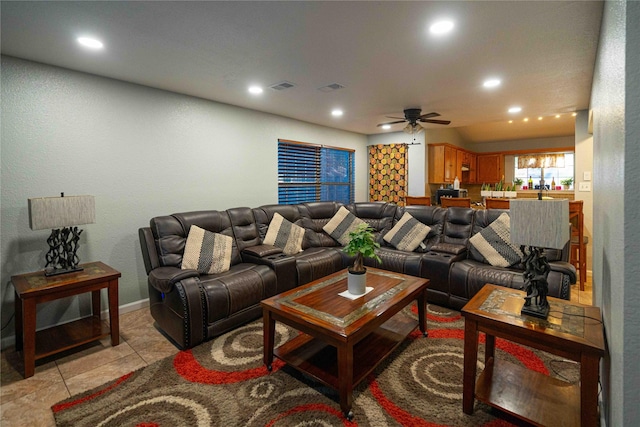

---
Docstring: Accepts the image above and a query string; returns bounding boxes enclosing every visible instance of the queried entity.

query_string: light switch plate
[579,182,591,191]
[584,171,592,181]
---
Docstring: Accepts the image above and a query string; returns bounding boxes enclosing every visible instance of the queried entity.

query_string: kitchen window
[514,153,574,189]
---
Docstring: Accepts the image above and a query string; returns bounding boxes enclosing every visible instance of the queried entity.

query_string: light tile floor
[1,278,593,427]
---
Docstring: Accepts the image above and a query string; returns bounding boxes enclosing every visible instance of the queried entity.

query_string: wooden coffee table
[262,267,428,420]
[462,284,605,427]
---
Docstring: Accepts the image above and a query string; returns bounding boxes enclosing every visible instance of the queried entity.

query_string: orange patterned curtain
[369,143,408,206]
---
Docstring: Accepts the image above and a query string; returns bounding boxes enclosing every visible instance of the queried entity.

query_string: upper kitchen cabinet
[429,143,476,184]
[428,144,457,183]
[476,153,504,183]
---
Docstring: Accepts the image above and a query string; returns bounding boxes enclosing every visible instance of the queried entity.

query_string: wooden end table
[12,261,121,378]
[462,284,605,427]
[261,268,428,420]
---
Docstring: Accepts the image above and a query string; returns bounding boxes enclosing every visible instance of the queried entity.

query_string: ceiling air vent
[269,81,296,91]
[318,83,345,92]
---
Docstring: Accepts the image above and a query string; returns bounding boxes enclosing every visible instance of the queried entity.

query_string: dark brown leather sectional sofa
[139,202,576,349]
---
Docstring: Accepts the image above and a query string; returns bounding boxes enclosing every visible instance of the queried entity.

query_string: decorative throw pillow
[383,212,431,252]
[469,212,523,268]
[322,206,366,246]
[263,212,305,255]
[182,225,233,274]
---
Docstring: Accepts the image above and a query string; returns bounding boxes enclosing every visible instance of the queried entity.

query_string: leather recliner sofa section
[139,202,576,349]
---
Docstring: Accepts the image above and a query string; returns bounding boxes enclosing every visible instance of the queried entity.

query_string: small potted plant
[513,177,523,191]
[492,179,504,198]
[560,178,573,190]
[480,183,492,198]
[504,184,518,198]
[343,223,382,295]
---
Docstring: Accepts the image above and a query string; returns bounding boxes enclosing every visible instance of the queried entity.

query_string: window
[515,152,574,189]
[278,140,354,204]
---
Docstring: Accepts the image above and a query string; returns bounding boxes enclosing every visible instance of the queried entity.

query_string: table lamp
[28,193,95,276]
[509,199,569,319]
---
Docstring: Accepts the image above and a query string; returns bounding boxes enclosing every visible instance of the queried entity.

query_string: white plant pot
[492,191,504,198]
[480,190,492,197]
[504,191,518,198]
[347,270,367,295]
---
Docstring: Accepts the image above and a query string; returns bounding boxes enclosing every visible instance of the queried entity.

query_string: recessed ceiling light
[248,86,263,95]
[508,120,513,124]
[381,124,391,130]
[555,114,561,118]
[331,109,344,117]
[508,106,522,113]
[483,79,501,88]
[524,118,529,122]
[77,37,103,49]
[572,112,577,116]
[429,20,454,35]
[538,117,543,120]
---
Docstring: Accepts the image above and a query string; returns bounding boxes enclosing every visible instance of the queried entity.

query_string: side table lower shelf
[35,316,111,360]
[476,358,580,426]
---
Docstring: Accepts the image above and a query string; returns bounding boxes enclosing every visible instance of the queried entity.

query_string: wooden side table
[462,284,605,427]
[12,261,121,378]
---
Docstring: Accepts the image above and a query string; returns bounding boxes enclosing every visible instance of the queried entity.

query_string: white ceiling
[0,1,603,143]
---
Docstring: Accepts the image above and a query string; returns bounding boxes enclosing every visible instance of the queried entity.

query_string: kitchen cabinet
[464,152,477,184]
[476,154,504,183]
[428,144,457,183]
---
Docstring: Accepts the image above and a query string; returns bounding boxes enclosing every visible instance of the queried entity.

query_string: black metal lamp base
[44,266,84,277]
[521,303,550,319]
[44,227,83,275]
[520,245,551,320]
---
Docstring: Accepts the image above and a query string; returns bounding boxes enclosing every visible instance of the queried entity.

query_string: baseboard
[100,298,149,320]
[1,298,150,351]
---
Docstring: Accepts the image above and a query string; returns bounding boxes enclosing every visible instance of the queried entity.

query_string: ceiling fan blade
[419,112,440,119]
[385,115,406,120]
[377,120,407,127]
[420,119,451,125]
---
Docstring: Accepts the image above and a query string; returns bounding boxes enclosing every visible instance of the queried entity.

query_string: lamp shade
[509,199,569,249]
[28,195,95,230]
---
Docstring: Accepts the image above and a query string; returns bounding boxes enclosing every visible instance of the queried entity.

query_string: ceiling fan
[377,108,451,134]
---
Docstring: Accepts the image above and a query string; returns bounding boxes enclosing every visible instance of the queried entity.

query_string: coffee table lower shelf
[274,313,417,390]
[476,358,580,426]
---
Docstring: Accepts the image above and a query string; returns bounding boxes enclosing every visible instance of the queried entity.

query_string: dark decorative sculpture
[44,226,84,276]
[521,245,551,319]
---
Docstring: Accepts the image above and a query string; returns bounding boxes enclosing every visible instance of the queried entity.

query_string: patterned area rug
[52,304,578,426]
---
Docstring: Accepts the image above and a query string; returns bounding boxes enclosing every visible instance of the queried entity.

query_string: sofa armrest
[430,242,467,256]
[148,266,199,293]
[242,248,298,294]
[242,244,283,258]
[549,261,577,284]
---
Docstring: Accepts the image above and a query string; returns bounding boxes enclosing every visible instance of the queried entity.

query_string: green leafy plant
[513,177,523,185]
[560,178,573,186]
[343,223,381,273]
[495,179,504,191]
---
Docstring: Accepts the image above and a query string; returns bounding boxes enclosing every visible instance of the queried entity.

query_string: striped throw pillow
[469,212,523,267]
[384,212,431,252]
[182,225,233,274]
[322,206,365,246]
[263,212,305,255]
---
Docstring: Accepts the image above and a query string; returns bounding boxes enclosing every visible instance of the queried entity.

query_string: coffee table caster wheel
[345,411,353,421]
[423,331,429,337]
[267,364,272,371]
